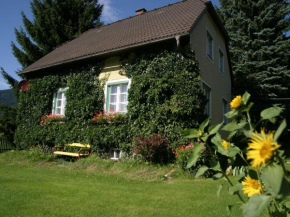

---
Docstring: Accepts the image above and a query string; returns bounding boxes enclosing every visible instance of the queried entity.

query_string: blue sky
[0,0,220,90]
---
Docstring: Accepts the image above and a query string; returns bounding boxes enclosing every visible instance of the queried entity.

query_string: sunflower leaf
[182,128,198,139]
[195,165,209,178]
[228,183,243,195]
[261,164,290,197]
[260,107,283,121]
[274,119,287,142]
[242,92,251,105]
[208,122,224,135]
[243,194,271,217]
[199,118,210,132]
[212,173,223,180]
[217,184,223,197]
[225,110,238,118]
[186,143,204,169]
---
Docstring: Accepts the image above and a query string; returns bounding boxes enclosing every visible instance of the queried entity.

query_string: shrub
[133,134,170,164]
[173,140,211,177]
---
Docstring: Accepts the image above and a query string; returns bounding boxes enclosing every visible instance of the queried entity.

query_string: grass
[0,151,243,217]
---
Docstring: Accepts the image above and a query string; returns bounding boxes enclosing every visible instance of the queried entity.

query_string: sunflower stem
[277,154,288,177]
[246,111,253,131]
[239,152,249,167]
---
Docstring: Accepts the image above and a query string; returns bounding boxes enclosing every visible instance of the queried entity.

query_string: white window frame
[104,79,131,113]
[52,87,68,116]
[222,98,228,124]
[202,81,211,118]
[206,28,214,62]
[110,149,122,161]
[219,48,225,74]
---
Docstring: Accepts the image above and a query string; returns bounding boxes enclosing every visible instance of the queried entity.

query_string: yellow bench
[52,143,91,159]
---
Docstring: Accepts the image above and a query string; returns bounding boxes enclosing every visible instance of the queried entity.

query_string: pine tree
[217,0,290,105]
[12,0,103,68]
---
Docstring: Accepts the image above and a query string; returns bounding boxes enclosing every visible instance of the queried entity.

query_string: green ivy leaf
[182,128,198,139]
[241,92,251,105]
[274,120,287,142]
[243,194,271,217]
[195,165,209,178]
[186,143,204,169]
[260,107,283,121]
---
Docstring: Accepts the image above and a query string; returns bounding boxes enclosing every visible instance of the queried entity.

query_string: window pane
[110,95,117,103]
[120,84,128,93]
[111,85,117,94]
[116,150,120,158]
[57,93,62,99]
[57,100,62,107]
[109,104,116,111]
[110,151,114,158]
[56,108,61,114]
[120,94,127,102]
[119,103,127,112]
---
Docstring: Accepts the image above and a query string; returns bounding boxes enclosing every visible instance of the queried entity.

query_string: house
[16,0,232,156]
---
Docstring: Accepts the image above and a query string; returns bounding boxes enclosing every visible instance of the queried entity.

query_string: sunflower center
[259,143,271,158]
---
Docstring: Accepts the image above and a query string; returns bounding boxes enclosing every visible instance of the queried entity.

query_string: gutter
[19,33,189,75]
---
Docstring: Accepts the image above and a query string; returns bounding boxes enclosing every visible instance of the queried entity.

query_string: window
[223,98,228,123]
[110,149,122,160]
[202,82,211,117]
[106,80,130,112]
[206,29,214,61]
[52,88,68,116]
[219,49,224,73]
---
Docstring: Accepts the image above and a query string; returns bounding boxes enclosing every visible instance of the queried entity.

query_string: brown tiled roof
[21,0,208,74]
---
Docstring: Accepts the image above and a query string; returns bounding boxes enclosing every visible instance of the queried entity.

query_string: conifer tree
[217,0,290,108]
[12,0,103,68]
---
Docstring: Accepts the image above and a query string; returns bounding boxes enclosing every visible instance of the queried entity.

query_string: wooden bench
[52,143,91,159]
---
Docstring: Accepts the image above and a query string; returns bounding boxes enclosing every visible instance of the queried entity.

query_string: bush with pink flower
[40,113,65,126]
[91,110,128,124]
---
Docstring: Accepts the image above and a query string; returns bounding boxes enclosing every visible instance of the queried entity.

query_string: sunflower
[230,95,242,109]
[242,176,262,197]
[247,128,280,168]
[222,139,229,149]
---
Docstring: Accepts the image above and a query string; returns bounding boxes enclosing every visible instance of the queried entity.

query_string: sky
[0,0,220,90]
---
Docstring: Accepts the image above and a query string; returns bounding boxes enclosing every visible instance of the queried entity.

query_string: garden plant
[183,92,289,217]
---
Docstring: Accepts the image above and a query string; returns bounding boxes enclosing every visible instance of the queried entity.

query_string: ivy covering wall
[15,48,206,152]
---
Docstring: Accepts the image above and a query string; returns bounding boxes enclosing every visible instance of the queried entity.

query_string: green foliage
[14,64,130,152]
[184,92,290,216]
[121,49,206,145]
[217,0,290,129]
[12,0,103,68]
[0,104,17,144]
[0,89,17,108]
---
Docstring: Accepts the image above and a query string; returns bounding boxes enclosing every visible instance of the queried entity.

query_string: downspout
[175,35,184,59]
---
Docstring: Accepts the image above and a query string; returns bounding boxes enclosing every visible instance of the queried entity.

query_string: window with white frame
[110,149,122,160]
[202,82,211,117]
[206,29,214,61]
[219,48,224,73]
[52,88,68,116]
[106,80,130,112]
[223,98,228,123]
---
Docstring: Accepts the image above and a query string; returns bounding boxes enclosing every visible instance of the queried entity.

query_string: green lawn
[0,151,242,217]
